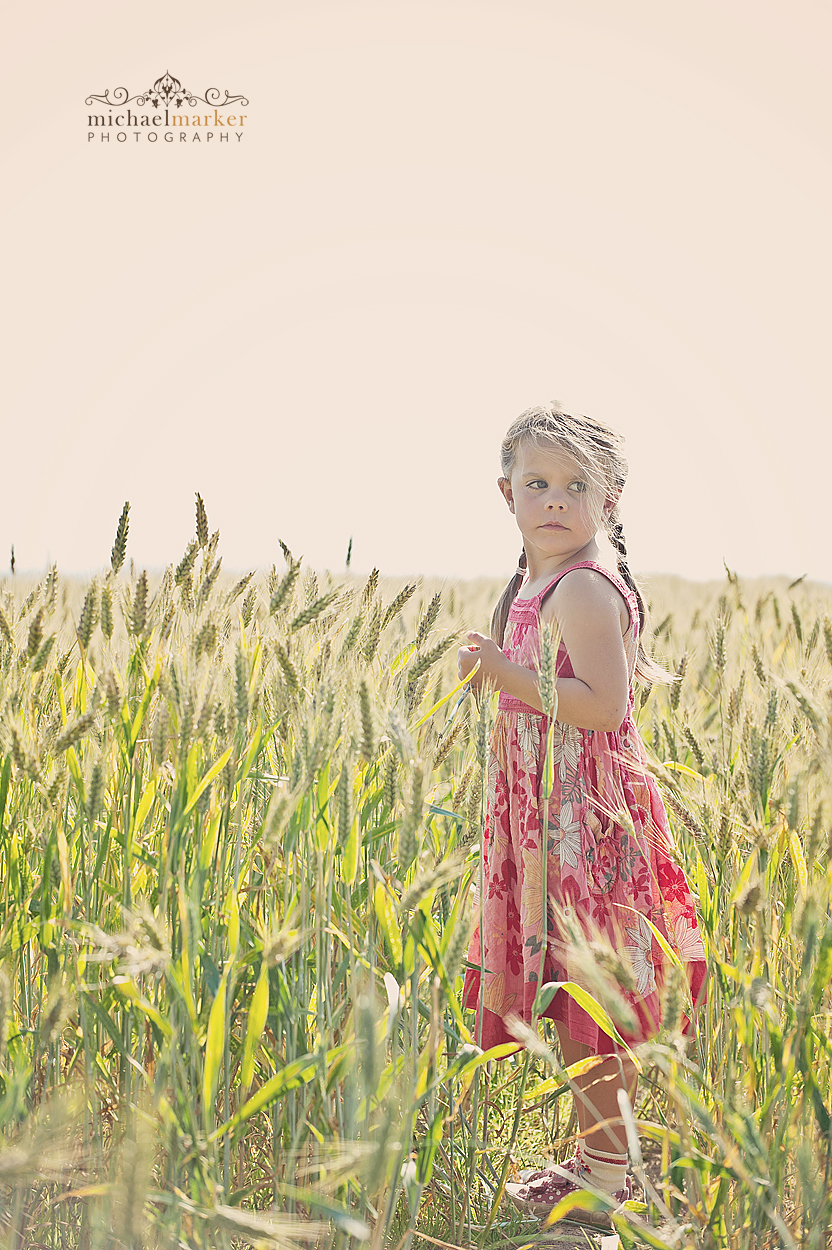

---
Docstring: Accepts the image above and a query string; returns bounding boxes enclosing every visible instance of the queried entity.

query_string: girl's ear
[498,477,515,513]
[603,491,621,521]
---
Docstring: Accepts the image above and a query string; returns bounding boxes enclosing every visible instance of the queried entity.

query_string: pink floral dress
[463,561,707,1052]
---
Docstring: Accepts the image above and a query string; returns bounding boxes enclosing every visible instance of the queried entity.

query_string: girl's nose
[547,492,567,510]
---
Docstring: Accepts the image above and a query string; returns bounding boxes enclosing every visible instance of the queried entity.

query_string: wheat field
[0,499,831,1249]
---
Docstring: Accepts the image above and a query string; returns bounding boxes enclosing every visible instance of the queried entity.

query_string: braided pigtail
[607,510,671,685]
[491,549,527,647]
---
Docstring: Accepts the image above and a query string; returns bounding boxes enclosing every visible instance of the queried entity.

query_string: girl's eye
[528,479,548,490]
[569,480,587,494]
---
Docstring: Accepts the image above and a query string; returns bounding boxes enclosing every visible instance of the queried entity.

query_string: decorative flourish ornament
[86,70,249,110]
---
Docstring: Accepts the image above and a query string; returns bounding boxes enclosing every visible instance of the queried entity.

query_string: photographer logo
[86,70,249,144]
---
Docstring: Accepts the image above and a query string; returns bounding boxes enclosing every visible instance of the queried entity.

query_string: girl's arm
[457,570,630,732]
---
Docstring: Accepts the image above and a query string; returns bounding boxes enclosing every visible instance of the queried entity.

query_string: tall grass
[623,573,832,1250]
[0,504,831,1250]
[0,501,481,1248]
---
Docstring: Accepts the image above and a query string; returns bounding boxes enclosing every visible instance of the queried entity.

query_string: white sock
[580,1144,628,1196]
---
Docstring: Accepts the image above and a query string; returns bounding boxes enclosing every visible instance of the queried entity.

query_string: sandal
[505,1156,633,1228]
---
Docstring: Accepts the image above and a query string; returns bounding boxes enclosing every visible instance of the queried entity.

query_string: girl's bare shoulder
[541,566,629,631]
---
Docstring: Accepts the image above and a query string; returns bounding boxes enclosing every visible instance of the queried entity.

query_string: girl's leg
[505,1023,636,1215]
[555,1021,637,1159]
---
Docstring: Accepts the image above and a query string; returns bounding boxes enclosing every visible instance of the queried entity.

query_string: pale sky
[3,0,830,582]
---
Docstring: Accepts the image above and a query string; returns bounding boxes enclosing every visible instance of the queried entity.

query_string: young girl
[459,403,706,1221]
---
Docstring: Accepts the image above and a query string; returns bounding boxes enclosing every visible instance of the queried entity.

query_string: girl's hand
[457,631,507,692]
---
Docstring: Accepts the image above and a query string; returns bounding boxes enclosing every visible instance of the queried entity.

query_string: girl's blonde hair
[491,402,669,686]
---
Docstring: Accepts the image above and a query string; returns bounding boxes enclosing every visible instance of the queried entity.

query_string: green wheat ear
[670,651,687,710]
[110,501,130,574]
[358,679,375,761]
[415,592,441,649]
[175,539,199,587]
[269,560,300,616]
[77,582,99,649]
[362,603,383,663]
[538,620,557,715]
[398,763,423,871]
[27,607,45,659]
[382,581,418,630]
[128,571,148,637]
[195,492,209,548]
[361,567,380,608]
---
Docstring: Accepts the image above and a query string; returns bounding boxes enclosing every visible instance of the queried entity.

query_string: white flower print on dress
[517,713,540,771]
[551,723,582,771]
[549,799,582,870]
[624,914,657,995]
[673,914,706,960]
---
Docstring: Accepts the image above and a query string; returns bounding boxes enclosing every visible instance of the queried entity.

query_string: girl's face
[499,439,610,567]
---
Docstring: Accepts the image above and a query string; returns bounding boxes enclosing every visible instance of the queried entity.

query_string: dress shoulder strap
[534,561,639,638]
